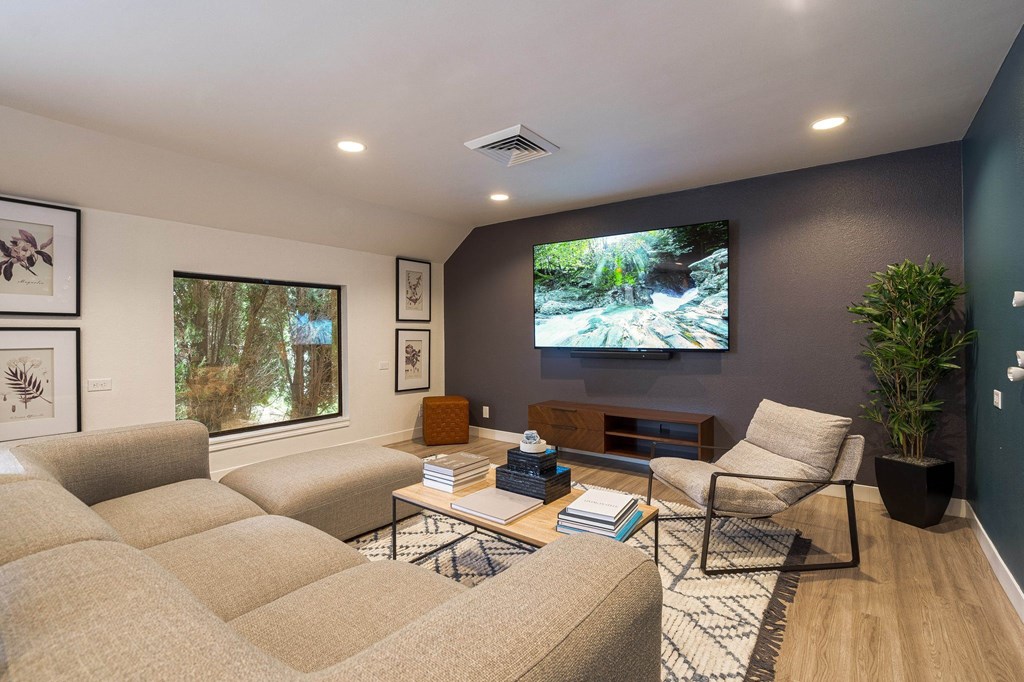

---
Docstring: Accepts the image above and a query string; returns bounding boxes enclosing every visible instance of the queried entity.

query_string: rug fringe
[743,535,812,682]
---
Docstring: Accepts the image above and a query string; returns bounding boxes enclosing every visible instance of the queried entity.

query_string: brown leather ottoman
[422,395,469,445]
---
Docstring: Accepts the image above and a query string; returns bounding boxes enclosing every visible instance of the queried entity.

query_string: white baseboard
[471,426,521,443]
[967,503,1024,625]
[815,483,968,518]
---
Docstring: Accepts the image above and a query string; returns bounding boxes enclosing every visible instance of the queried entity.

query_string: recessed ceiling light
[337,140,366,153]
[490,193,510,202]
[811,116,848,131]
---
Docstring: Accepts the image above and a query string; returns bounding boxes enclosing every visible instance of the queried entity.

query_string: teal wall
[963,25,1024,586]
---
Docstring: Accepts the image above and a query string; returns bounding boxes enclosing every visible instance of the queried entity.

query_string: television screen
[533,220,729,351]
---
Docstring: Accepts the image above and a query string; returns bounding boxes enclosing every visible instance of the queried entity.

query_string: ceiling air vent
[464,124,559,167]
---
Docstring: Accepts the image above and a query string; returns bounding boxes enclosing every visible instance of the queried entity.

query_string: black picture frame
[395,328,430,392]
[0,196,81,316]
[396,257,431,322]
[0,327,81,442]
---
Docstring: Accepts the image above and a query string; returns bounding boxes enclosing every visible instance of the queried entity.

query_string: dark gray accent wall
[445,143,966,494]
[963,27,1024,586]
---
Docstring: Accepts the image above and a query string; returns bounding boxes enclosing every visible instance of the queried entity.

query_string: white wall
[3,206,444,475]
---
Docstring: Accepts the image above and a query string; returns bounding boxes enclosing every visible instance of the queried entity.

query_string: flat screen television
[533,220,729,351]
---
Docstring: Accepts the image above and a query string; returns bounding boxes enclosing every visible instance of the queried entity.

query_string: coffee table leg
[654,515,659,564]
[391,496,398,561]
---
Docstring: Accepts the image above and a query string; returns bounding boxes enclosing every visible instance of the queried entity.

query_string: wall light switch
[87,378,112,392]
[993,389,1002,409]
[482,405,490,419]
[378,361,389,371]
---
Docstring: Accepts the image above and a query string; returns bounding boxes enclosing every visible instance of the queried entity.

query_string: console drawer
[528,423,605,454]
[528,403,603,430]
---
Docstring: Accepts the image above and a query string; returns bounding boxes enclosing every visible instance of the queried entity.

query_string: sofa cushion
[11,420,211,505]
[0,479,122,566]
[0,540,297,680]
[745,399,852,471]
[145,515,367,621]
[716,440,832,505]
[650,457,787,516]
[220,443,423,541]
[231,560,466,672]
[91,478,265,548]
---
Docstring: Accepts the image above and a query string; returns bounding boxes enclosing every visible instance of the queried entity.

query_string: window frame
[173,270,345,438]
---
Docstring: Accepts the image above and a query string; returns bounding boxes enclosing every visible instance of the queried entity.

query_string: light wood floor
[387,436,1024,682]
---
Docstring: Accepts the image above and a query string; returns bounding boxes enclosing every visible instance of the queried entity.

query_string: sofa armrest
[10,421,210,505]
[315,533,662,682]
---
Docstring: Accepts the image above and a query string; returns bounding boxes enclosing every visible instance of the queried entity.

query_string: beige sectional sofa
[0,421,662,680]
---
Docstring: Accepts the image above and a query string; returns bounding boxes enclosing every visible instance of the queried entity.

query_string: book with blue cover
[556,508,644,541]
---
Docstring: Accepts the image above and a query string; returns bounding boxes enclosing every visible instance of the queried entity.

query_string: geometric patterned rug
[350,483,808,682]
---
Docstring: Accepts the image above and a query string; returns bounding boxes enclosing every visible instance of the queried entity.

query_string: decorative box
[506,447,558,476]
[496,464,571,504]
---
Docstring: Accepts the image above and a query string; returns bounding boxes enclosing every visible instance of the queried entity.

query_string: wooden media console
[527,400,715,462]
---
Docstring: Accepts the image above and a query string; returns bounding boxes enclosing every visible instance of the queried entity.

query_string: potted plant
[848,258,976,528]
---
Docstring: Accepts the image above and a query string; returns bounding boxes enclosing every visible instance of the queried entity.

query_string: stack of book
[557,489,643,541]
[422,453,489,493]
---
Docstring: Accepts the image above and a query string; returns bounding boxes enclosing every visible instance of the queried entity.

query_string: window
[173,272,342,436]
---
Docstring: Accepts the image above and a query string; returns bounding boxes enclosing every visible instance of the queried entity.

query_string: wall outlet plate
[378,361,389,370]
[993,389,1002,409]
[87,378,112,392]
[482,405,490,419]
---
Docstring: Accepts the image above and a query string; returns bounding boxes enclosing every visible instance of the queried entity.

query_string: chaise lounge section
[0,421,663,681]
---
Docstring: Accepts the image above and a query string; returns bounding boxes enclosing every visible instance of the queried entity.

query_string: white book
[450,487,542,525]
[422,463,490,481]
[422,478,482,493]
[564,489,637,522]
[423,453,489,475]
[423,472,487,488]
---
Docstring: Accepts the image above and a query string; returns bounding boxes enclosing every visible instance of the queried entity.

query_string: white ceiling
[0,1,1021,255]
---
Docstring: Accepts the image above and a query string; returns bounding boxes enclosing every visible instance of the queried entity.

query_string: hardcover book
[423,452,489,474]
[563,489,637,523]
[450,486,542,525]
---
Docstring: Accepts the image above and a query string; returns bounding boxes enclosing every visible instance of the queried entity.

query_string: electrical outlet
[378,361,389,371]
[482,405,490,419]
[87,378,112,392]
[993,389,1002,409]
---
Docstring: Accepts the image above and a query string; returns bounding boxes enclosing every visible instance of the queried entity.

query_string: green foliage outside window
[173,273,341,435]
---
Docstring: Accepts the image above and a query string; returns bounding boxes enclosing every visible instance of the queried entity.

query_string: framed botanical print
[396,328,430,392]
[0,197,81,316]
[0,327,80,442]
[396,257,431,322]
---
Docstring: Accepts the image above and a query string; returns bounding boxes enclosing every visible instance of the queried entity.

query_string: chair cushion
[144,515,367,621]
[745,399,851,471]
[0,479,122,566]
[91,478,265,549]
[650,457,787,516]
[0,541,296,680]
[716,440,831,504]
[231,560,466,672]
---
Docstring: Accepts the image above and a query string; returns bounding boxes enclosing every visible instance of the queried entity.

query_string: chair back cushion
[745,399,852,471]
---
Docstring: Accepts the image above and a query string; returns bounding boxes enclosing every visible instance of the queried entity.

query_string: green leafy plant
[848,258,976,460]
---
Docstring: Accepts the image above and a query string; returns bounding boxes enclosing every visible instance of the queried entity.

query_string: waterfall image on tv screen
[533,220,729,350]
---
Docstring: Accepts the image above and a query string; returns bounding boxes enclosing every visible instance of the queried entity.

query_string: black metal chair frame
[646,468,860,575]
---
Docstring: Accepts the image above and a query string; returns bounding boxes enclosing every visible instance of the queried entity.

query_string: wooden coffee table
[390,467,659,563]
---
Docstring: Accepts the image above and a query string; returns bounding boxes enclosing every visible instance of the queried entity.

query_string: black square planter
[874,456,954,528]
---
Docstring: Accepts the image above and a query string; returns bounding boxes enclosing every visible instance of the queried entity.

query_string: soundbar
[569,349,673,360]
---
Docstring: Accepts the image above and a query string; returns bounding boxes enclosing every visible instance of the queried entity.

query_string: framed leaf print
[395,328,430,392]
[396,257,431,322]
[0,197,81,316]
[0,327,80,442]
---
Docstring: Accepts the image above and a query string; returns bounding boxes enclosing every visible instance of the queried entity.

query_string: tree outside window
[173,272,341,435]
